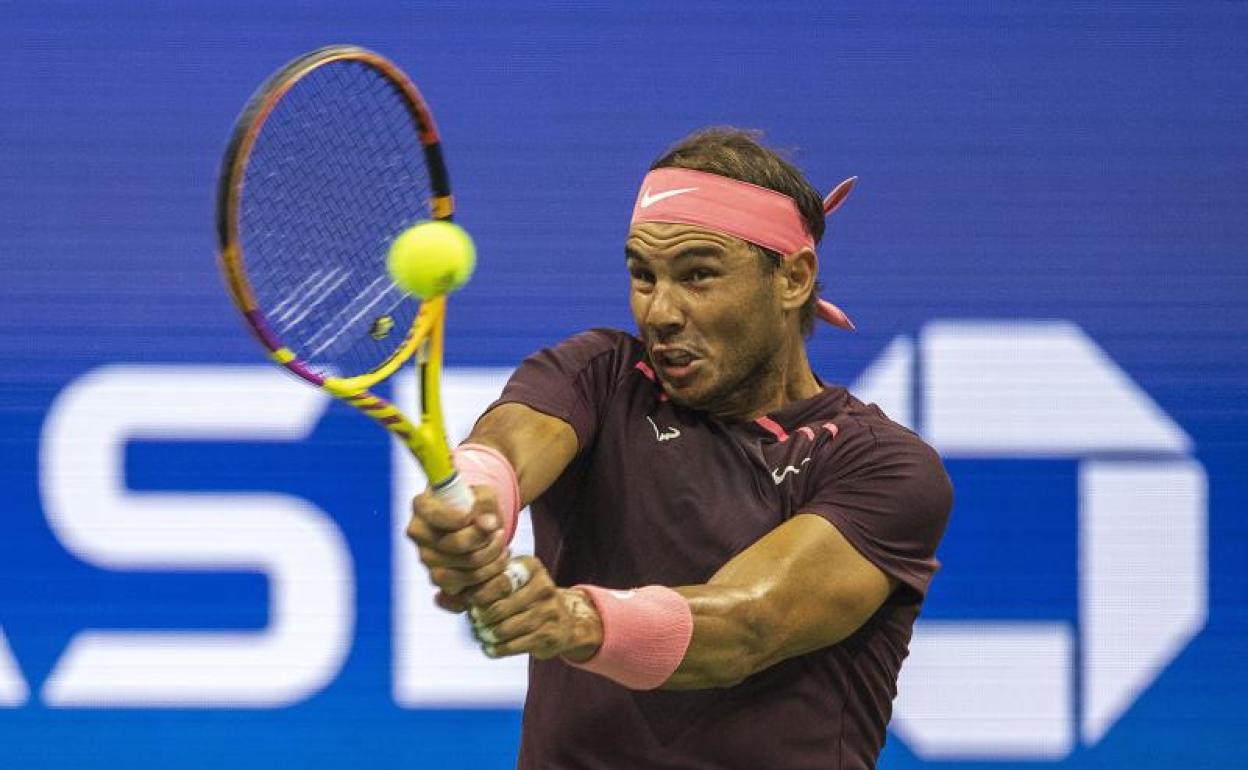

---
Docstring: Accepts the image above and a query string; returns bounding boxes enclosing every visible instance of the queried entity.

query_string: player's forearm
[555,519,893,692]
[467,403,577,506]
[661,515,896,690]
[659,584,773,690]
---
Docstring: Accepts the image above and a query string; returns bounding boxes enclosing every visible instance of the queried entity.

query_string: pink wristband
[452,443,521,543]
[567,584,693,690]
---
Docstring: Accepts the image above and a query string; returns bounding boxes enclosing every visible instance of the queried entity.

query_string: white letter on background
[39,365,353,707]
[0,631,28,706]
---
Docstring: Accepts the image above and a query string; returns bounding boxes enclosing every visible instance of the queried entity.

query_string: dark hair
[650,127,824,335]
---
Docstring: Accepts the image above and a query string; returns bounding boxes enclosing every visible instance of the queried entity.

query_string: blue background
[1,1,1245,767]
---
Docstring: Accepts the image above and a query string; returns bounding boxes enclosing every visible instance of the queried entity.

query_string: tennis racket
[215,44,472,510]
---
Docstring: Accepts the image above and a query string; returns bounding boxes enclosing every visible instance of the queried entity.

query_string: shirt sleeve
[799,426,953,603]
[486,328,634,455]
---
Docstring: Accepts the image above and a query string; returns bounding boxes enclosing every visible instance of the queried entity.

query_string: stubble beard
[668,336,784,421]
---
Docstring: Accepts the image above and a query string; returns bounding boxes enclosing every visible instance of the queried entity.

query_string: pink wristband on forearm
[566,584,693,690]
[452,443,521,543]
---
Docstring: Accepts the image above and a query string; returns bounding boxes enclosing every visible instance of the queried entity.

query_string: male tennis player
[406,128,952,769]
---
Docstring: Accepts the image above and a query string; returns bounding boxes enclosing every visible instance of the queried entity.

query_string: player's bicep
[711,513,896,669]
[467,402,579,506]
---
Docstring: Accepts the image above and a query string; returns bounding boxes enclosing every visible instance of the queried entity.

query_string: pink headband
[630,167,856,331]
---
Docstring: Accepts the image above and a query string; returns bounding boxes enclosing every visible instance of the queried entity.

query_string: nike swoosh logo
[639,186,699,208]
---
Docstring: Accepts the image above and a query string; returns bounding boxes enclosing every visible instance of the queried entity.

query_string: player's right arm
[464,402,579,507]
[405,403,577,607]
[408,328,627,608]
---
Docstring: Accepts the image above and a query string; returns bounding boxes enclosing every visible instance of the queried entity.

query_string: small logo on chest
[646,415,682,442]
[771,456,812,485]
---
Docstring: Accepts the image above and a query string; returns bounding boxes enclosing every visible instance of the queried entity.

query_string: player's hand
[406,485,511,610]
[465,556,604,661]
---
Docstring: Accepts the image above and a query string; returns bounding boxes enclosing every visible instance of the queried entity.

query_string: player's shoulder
[556,327,642,357]
[521,328,646,388]
[538,328,642,372]
[794,390,953,529]
[821,389,947,476]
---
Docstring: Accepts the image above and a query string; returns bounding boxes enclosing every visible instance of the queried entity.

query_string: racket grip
[433,471,475,513]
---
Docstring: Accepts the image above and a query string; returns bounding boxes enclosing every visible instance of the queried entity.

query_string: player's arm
[469,437,950,683]
[464,402,579,508]
[405,403,577,605]
[465,513,896,687]
[410,401,578,534]
[661,513,895,689]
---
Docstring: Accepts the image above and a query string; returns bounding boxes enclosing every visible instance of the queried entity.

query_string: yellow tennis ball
[387,220,476,299]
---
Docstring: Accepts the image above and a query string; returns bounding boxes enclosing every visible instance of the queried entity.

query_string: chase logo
[7,320,1207,767]
[852,321,1207,760]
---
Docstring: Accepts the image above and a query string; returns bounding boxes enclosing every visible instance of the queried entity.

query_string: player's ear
[780,248,818,312]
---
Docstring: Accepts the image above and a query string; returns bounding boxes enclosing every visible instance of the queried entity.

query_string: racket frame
[215,44,463,495]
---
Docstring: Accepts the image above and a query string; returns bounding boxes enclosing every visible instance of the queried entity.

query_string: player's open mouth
[651,347,701,381]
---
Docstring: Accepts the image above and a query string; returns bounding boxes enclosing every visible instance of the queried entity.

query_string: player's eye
[629,268,656,286]
[684,268,717,284]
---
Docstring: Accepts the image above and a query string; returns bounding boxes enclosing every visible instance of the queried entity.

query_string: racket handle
[433,471,475,513]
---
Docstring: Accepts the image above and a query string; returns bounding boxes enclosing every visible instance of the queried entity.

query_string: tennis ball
[387,220,476,299]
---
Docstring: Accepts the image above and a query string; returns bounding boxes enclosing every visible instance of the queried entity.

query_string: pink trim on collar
[754,416,790,442]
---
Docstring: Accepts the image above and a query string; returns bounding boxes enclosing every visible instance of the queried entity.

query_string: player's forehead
[625,222,752,263]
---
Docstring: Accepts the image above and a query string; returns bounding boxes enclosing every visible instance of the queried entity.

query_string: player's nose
[641,281,685,337]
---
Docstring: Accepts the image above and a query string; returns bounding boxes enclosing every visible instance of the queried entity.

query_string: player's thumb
[470,485,501,534]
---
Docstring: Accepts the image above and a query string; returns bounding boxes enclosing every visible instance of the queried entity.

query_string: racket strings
[239,59,433,379]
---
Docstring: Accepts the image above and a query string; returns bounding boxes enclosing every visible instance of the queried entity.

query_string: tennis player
[406,128,952,769]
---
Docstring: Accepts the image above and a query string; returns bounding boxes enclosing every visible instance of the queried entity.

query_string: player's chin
[657,362,715,407]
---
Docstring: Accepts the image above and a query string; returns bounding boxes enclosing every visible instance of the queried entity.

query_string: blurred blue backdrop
[1,1,1244,768]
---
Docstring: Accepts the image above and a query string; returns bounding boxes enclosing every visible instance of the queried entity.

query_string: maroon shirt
[491,329,952,770]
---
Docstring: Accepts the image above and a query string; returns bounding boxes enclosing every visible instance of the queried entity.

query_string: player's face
[626,222,789,418]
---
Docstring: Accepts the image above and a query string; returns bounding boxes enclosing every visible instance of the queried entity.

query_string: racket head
[215,44,453,392]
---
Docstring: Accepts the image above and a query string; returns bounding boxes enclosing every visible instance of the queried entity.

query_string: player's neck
[728,336,821,422]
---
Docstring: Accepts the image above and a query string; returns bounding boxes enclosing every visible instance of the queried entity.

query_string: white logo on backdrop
[16,320,1205,762]
[853,321,1207,760]
[0,638,26,706]
[36,367,354,707]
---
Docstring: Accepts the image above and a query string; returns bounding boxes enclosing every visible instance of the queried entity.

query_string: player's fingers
[474,595,560,646]
[468,557,552,624]
[430,549,512,596]
[480,620,566,661]
[404,509,435,545]
[434,590,469,614]
[408,510,498,556]
[411,489,475,531]
[430,518,498,555]
[419,530,506,570]
[463,557,534,609]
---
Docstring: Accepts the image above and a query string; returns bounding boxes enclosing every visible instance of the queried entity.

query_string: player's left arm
[465,514,894,684]
[468,438,951,688]
[660,438,953,689]
[661,513,894,689]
